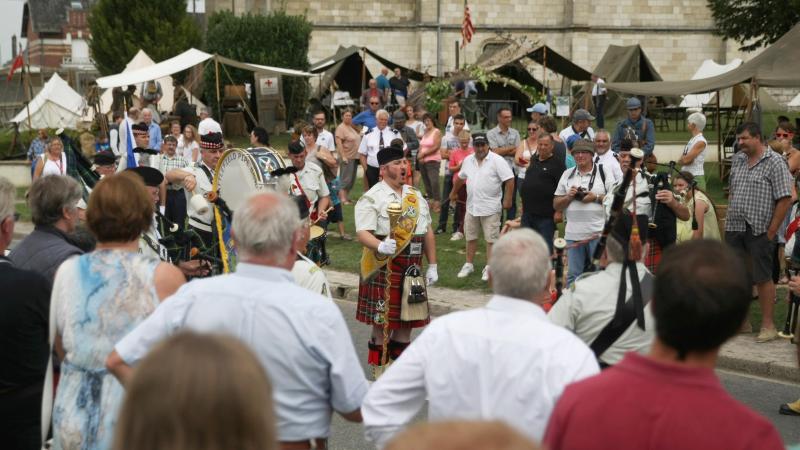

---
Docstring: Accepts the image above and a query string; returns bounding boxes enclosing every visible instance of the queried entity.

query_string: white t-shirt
[681,133,707,176]
[178,136,200,164]
[555,164,614,240]
[458,151,514,217]
[559,126,596,143]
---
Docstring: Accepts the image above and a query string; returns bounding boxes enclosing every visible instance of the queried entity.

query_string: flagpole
[23,45,32,133]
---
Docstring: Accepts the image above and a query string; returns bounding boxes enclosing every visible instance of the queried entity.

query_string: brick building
[21,0,95,72]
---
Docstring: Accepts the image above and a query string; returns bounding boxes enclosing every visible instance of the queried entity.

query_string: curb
[328,275,800,385]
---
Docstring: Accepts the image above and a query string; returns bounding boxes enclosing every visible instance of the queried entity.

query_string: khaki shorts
[464,212,501,243]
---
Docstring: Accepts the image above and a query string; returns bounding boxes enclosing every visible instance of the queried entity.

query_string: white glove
[377,238,397,256]
[426,264,438,286]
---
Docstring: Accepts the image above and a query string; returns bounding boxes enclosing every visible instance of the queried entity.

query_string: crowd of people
[3,78,800,450]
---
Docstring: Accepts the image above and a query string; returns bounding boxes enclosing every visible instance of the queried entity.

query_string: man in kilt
[354,145,438,375]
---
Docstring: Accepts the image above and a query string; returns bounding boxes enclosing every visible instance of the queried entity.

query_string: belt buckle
[409,242,422,255]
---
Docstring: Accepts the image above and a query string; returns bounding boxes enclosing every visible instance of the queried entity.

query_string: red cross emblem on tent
[266,79,273,87]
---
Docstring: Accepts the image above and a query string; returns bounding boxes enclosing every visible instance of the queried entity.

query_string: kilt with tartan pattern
[357,235,430,329]
[645,238,662,274]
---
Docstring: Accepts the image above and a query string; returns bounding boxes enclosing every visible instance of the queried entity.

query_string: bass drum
[213,147,292,214]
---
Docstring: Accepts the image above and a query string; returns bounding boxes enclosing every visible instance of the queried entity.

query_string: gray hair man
[107,192,368,448]
[9,175,84,282]
[0,177,52,449]
[358,109,400,188]
[593,129,623,184]
[363,229,598,448]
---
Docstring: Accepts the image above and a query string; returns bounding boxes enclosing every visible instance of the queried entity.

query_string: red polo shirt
[543,353,784,450]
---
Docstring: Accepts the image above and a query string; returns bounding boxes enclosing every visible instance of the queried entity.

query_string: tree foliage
[204,11,312,124]
[88,0,202,75]
[707,0,800,51]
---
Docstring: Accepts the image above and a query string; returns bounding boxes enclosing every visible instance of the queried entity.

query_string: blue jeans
[521,213,555,254]
[566,237,600,286]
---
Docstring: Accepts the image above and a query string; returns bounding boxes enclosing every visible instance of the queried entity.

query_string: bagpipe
[589,148,645,272]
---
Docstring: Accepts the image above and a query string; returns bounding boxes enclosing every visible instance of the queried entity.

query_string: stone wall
[207,0,795,105]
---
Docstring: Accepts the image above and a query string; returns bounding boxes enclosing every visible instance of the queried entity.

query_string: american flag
[461,1,474,49]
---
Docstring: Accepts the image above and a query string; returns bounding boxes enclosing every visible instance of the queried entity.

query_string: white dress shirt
[458,152,514,217]
[595,151,623,184]
[548,262,655,365]
[362,295,600,448]
[592,77,607,96]
[358,126,401,168]
[115,264,368,441]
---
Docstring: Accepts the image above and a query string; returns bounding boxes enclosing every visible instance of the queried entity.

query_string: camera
[574,187,588,201]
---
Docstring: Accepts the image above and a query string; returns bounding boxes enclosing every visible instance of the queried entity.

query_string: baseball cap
[573,109,595,122]
[472,133,489,145]
[526,103,548,114]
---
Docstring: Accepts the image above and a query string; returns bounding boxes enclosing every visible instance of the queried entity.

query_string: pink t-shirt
[543,353,784,450]
[449,146,474,181]
[419,131,442,163]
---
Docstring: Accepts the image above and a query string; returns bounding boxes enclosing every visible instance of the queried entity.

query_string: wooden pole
[716,90,722,181]
[543,46,548,97]
[361,48,367,92]
[455,41,459,70]
[23,51,32,133]
[215,58,222,120]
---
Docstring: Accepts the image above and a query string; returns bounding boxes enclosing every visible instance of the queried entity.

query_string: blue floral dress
[50,250,160,450]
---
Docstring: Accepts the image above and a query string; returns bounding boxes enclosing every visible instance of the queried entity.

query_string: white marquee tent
[99,50,175,113]
[11,73,86,130]
[680,59,743,108]
[789,92,800,108]
[96,48,313,90]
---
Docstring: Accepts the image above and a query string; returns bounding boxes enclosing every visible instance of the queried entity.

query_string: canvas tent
[474,42,592,83]
[310,46,374,101]
[605,22,800,97]
[310,46,428,100]
[11,73,86,130]
[96,48,312,90]
[679,59,782,111]
[577,44,677,118]
[99,50,178,114]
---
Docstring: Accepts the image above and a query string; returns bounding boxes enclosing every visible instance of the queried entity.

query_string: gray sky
[0,0,26,65]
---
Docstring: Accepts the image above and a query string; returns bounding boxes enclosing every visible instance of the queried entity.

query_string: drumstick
[312,207,334,225]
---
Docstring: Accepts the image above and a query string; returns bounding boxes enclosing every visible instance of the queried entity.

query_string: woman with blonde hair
[33,137,67,181]
[46,173,185,450]
[113,332,277,450]
[673,171,720,242]
[178,124,200,164]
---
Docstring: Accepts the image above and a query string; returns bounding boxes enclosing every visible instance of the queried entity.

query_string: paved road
[330,299,800,449]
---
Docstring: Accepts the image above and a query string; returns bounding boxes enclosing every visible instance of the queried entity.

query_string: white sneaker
[457,263,474,278]
[482,265,490,281]
[450,231,464,241]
